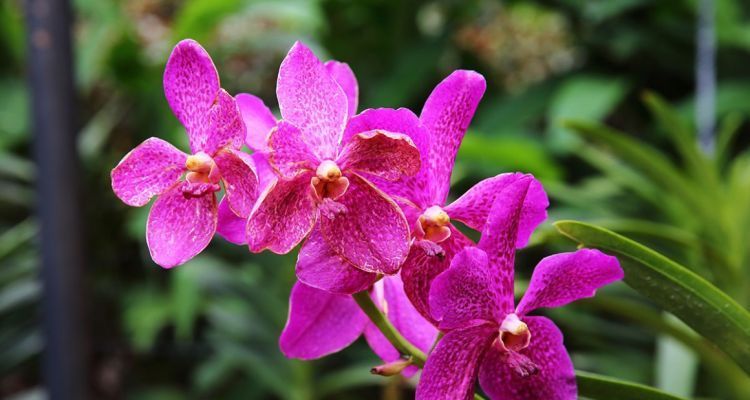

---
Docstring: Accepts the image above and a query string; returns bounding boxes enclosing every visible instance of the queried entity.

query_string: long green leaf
[556,220,750,375]
[563,120,711,218]
[577,370,686,400]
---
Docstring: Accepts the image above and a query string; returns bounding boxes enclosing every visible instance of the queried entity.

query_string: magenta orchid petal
[416,323,497,400]
[478,316,577,400]
[338,130,421,181]
[477,176,534,313]
[201,89,245,155]
[429,246,503,329]
[364,275,437,376]
[216,198,246,245]
[446,173,549,248]
[401,226,473,324]
[420,70,486,204]
[276,42,348,160]
[516,249,623,316]
[319,173,410,274]
[250,152,276,193]
[214,148,258,218]
[146,182,217,268]
[111,137,187,207]
[343,107,431,205]
[267,121,320,179]
[236,93,276,152]
[324,60,359,117]
[163,39,221,154]
[246,173,317,254]
[279,281,368,360]
[296,228,379,294]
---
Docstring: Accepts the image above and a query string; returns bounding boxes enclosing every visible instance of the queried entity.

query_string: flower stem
[352,290,427,367]
[353,290,488,400]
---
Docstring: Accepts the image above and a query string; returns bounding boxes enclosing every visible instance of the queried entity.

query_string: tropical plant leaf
[577,370,687,400]
[556,220,750,375]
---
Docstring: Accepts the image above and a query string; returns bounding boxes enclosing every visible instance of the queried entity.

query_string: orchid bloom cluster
[111,39,624,400]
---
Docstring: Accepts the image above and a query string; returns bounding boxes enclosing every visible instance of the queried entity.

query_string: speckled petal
[236,93,276,152]
[201,89,245,155]
[146,182,217,268]
[401,226,473,324]
[246,173,317,254]
[163,39,220,153]
[416,323,497,400]
[267,121,320,179]
[516,249,622,316]
[277,42,348,160]
[420,70,486,204]
[296,227,379,294]
[429,246,503,329]
[343,108,431,207]
[216,198,246,245]
[251,152,276,193]
[319,173,410,274]
[478,316,577,400]
[446,173,548,248]
[477,176,533,313]
[279,281,368,359]
[364,275,437,377]
[338,130,420,181]
[214,148,258,218]
[325,60,358,117]
[111,137,187,207]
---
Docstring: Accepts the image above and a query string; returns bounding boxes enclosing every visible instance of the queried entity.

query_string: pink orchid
[245,41,422,277]
[216,58,359,245]
[278,276,437,377]
[111,39,258,268]
[416,177,623,400]
[363,70,548,324]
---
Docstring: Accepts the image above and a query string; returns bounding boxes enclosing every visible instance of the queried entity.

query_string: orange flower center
[312,160,349,200]
[497,313,531,352]
[185,151,219,184]
[418,206,451,243]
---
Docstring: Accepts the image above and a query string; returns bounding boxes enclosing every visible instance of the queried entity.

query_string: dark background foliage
[1,0,749,398]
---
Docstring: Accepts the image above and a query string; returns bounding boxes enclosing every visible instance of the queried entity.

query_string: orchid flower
[365,70,548,324]
[416,177,623,400]
[279,276,436,377]
[216,59,360,245]
[245,42,421,278]
[111,40,258,268]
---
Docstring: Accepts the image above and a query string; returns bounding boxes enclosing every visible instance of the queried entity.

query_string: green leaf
[172,0,245,43]
[548,75,628,151]
[555,220,750,375]
[577,370,687,400]
[563,120,710,218]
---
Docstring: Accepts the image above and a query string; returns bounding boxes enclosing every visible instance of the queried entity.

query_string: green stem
[353,291,488,399]
[352,290,427,367]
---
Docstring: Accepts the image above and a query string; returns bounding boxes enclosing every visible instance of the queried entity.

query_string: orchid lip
[417,205,451,243]
[185,151,220,184]
[312,160,348,200]
[495,313,531,352]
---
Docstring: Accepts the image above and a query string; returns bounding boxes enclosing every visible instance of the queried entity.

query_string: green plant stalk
[352,290,427,367]
[354,291,488,399]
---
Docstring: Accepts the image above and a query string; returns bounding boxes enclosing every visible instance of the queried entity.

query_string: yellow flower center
[418,206,451,243]
[312,160,348,200]
[498,313,531,352]
[185,151,219,184]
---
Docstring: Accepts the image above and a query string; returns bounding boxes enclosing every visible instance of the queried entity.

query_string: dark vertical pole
[25,0,87,399]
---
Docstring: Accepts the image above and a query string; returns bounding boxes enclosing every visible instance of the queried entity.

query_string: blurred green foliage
[1,0,750,398]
